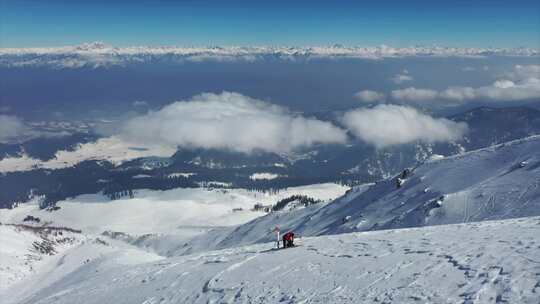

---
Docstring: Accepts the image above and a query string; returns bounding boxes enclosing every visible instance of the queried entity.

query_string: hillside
[191,135,540,251]
[0,136,539,303]
[0,183,348,257]
[4,216,540,304]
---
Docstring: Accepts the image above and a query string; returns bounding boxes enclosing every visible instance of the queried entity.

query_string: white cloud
[119,92,348,154]
[0,115,28,143]
[132,100,149,107]
[341,105,467,148]
[391,87,438,102]
[473,78,540,101]
[505,65,540,81]
[439,87,476,101]
[354,90,386,103]
[391,65,540,103]
[391,70,413,84]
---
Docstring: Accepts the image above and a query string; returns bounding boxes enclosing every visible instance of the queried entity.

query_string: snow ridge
[190,134,540,251]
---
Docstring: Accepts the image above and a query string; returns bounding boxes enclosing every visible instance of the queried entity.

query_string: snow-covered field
[0,136,176,173]
[0,183,348,302]
[0,183,348,236]
[3,216,540,304]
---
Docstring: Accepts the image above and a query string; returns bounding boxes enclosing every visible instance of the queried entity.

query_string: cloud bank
[0,115,28,143]
[391,70,413,84]
[355,65,539,108]
[120,92,348,154]
[354,90,386,103]
[341,105,467,148]
[391,87,438,102]
[391,65,540,104]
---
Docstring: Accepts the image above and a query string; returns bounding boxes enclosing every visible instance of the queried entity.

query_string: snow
[0,183,349,237]
[1,43,538,69]
[0,136,176,173]
[1,136,540,303]
[428,154,445,161]
[0,229,161,304]
[0,224,87,296]
[0,183,348,302]
[249,172,280,180]
[187,135,540,251]
[167,172,196,178]
[0,154,42,173]
[3,216,540,304]
[198,181,234,188]
[132,174,152,179]
[0,225,43,291]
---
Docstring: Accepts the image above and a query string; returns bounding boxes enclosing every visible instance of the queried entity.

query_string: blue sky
[1,0,539,48]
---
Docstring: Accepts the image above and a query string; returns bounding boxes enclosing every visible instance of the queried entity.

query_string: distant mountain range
[1,42,538,69]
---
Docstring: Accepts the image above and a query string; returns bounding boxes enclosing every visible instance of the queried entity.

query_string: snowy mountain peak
[1,43,538,69]
[73,41,111,51]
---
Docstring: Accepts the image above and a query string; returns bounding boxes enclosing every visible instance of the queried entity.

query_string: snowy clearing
[0,136,176,173]
[0,183,349,236]
[167,172,196,178]
[249,173,281,180]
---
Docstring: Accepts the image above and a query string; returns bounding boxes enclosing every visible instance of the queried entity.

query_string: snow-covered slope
[0,183,347,234]
[202,135,540,250]
[1,136,539,303]
[0,183,348,256]
[6,216,540,304]
[0,224,87,296]
[0,223,161,304]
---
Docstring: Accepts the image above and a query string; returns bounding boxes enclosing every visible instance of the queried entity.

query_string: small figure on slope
[396,177,404,189]
[396,168,410,189]
[282,231,295,248]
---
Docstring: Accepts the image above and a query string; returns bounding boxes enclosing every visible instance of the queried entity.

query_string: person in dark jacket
[282,232,295,248]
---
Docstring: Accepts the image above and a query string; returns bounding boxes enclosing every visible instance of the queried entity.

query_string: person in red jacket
[282,231,295,248]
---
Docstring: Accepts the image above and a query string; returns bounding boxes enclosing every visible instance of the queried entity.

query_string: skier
[282,231,295,248]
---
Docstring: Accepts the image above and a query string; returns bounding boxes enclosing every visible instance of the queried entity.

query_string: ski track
[4,216,539,304]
